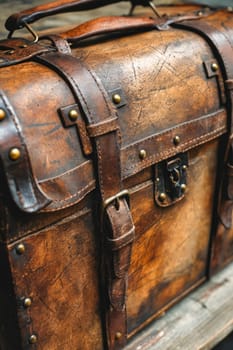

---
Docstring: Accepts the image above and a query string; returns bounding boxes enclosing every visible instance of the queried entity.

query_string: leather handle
[59,15,157,43]
[5,0,150,32]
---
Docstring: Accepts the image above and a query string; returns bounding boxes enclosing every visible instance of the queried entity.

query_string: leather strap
[173,19,233,271]
[0,91,51,212]
[36,52,135,349]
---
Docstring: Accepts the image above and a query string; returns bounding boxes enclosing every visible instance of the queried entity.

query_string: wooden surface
[125,262,233,349]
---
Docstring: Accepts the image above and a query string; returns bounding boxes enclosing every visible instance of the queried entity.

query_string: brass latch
[154,153,188,207]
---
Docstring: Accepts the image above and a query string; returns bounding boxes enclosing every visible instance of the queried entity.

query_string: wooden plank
[125,262,233,350]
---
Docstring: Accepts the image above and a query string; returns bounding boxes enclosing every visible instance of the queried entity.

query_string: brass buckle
[103,190,130,211]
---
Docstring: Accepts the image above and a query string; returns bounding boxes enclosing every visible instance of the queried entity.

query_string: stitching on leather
[123,126,225,178]
[123,110,225,153]
[44,180,95,204]
[39,162,92,184]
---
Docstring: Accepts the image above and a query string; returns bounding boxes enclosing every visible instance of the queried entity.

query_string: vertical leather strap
[36,52,135,349]
[172,20,233,272]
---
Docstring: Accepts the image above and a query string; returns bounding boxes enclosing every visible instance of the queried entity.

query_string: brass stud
[182,165,187,171]
[139,149,147,160]
[115,332,122,340]
[0,108,6,121]
[16,243,25,255]
[9,148,21,161]
[6,50,15,55]
[23,298,32,308]
[159,193,167,202]
[173,136,181,146]
[211,62,219,72]
[156,177,160,183]
[69,109,79,121]
[181,184,187,192]
[19,44,28,48]
[29,334,37,344]
[197,11,203,16]
[112,94,121,105]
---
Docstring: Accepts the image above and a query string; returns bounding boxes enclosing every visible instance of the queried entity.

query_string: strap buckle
[103,189,130,211]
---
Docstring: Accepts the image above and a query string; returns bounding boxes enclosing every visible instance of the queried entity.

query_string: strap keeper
[225,79,233,90]
[87,117,119,137]
[107,227,135,251]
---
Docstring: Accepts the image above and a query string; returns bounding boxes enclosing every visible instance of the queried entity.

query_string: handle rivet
[181,184,187,192]
[29,335,38,344]
[115,332,122,340]
[139,149,147,160]
[112,94,121,105]
[0,108,6,121]
[159,193,167,202]
[211,62,219,72]
[69,109,79,121]
[9,147,21,161]
[173,136,181,146]
[16,243,25,255]
[24,298,32,308]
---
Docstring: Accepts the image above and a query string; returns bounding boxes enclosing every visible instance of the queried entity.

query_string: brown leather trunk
[0,1,232,349]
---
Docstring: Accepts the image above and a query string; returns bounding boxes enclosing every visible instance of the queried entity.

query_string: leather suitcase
[0,1,233,349]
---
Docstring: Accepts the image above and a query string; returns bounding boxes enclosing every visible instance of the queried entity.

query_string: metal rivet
[173,136,181,146]
[69,109,79,121]
[159,193,167,202]
[9,148,21,161]
[182,165,187,171]
[112,94,121,105]
[0,108,6,121]
[181,184,187,192]
[19,44,28,48]
[5,50,15,55]
[197,11,203,16]
[211,62,219,72]
[29,335,37,344]
[115,332,122,340]
[16,243,25,255]
[0,58,5,63]
[139,149,147,160]
[24,298,32,308]
[156,177,160,183]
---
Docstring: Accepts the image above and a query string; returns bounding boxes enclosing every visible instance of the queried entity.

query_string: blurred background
[0,0,232,38]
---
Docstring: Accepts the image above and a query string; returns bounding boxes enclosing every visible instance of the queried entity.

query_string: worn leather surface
[0,4,232,350]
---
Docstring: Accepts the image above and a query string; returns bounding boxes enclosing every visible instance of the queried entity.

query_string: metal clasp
[8,21,39,43]
[103,190,130,211]
[129,0,161,18]
[155,153,188,207]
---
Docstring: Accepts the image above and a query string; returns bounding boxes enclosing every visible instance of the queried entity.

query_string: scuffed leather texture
[0,4,232,350]
[0,91,51,212]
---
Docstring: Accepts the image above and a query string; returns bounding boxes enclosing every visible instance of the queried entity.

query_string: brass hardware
[19,44,28,49]
[69,109,79,121]
[159,193,167,202]
[16,243,25,255]
[173,136,181,146]
[181,184,187,192]
[23,298,32,308]
[103,189,129,210]
[5,50,15,55]
[139,149,147,160]
[0,108,6,121]
[156,177,160,183]
[29,335,37,344]
[115,332,122,340]
[9,147,21,161]
[148,0,161,18]
[211,62,219,72]
[112,93,121,105]
[197,11,203,16]
[182,165,187,171]
[8,22,39,43]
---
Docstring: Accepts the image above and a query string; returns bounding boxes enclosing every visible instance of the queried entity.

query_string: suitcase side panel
[5,208,103,350]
